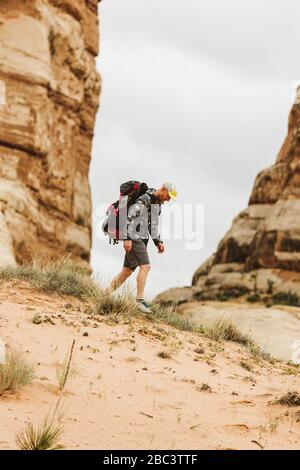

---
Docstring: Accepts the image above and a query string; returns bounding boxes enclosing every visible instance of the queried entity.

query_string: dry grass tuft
[0,351,35,395]
[55,340,76,391]
[0,258,94,300]
[16,416,64,450]
[92,287,137,317]
[275,392,300,407]
[15,341,75,450]
[203,316,254,346]
[149,302,204,333]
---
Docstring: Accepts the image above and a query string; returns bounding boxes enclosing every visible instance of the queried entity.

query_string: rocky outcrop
[0,0,101,266]
[157,90,300,305]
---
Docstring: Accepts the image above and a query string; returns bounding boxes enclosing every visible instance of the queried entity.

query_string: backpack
[102,180,149,244]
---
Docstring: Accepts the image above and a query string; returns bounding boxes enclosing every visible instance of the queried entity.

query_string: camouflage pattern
[126,189,163,246]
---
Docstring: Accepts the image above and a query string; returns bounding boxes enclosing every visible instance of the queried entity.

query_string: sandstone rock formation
[0,0,101,266]
[157,90,300,304]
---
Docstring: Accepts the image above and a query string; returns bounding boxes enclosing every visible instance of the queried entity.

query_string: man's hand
[157,242,165,253]
[124,240,132,253]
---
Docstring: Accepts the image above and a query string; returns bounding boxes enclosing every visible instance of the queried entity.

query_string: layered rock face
[157,91,300,304]
[0,0,101,266]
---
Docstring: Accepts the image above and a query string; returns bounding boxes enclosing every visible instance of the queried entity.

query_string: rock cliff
[157,90,300,304]
[0,0,101,266]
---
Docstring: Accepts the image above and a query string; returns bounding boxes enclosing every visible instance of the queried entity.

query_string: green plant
[268,418,279,434]
[0,258,94,300]
[16,416,64,450]
[150,302,204,333]
[246,293,261,303]
[157,340,181,359]
[282,363,300,375]
[92,288,136,316]
[272,291,300,307]
[215,292,230,302]
[55,340,76,391]
[0,258,138,320]
[157,350,171,359]
[16,341,76,450]
[215,287,249,301]
[203,317,254,346]
[248,343,274,363]
[0,351,35,395]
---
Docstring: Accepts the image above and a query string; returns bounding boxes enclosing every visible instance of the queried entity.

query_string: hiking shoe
[136,299,152,314]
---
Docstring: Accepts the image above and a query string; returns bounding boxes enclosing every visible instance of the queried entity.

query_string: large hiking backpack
[102,180,149,244]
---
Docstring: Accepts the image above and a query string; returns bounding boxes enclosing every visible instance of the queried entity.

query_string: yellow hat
[164,182,177,200]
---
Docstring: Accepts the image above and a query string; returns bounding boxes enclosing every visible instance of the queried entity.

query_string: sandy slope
[178,301,300,361]
[0,281,299,450]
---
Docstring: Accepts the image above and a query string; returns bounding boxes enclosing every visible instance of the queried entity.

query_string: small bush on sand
[246,293,261,303]
[0,258,95,300]
[157,340,182,359]
[240,360,253,372]
[16,416,64,450]
[203,317,254,346]
[196,383,212,393]
[150,302,204,333]
[92,288,136,316]
[157,349,172,359]
[275,392,300,407]
[0,259,138,319]
[216,287,249,300]
[248,343,273,363]
[272,291,300,307]
[0,351,35,395]
[16,342,75,450]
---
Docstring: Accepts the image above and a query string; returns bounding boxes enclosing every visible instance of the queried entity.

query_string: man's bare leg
[109,267,133,292]
[136,264,151,300]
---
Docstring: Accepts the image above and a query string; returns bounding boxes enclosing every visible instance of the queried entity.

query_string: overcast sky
[90,0,299,298]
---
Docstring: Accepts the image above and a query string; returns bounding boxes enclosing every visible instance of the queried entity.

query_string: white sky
[90,0,299,298]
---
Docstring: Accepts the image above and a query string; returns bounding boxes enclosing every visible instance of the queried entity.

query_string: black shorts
[123,239,150,272]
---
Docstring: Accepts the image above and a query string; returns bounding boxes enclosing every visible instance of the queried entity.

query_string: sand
[0,281,299,450]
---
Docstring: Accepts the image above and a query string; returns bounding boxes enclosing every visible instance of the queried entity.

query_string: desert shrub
[275,392,300,407]
[246,293,261,303]
[0,351,35,395]
[203,317,254,346]
[150,302,204,333]
[215,292,230,302]
[196,383,212,393]
[92,288,136,316]
[16,417,64,450]
[272,291,300,307]
[0,259,95,300]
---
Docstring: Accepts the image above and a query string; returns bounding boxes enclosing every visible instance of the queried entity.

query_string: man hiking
[109,182,177,313]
